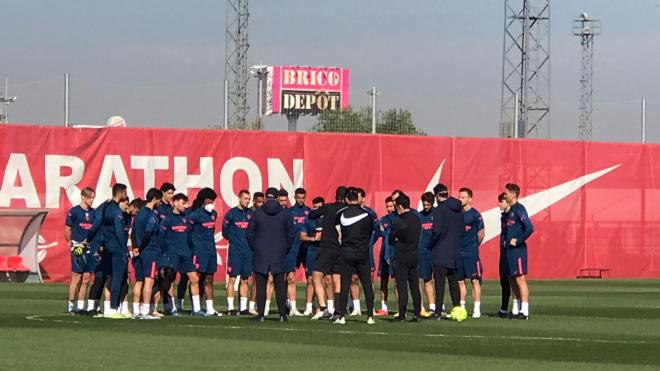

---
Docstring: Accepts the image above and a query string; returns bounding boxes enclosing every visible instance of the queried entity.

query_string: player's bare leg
[226,275,237,314]
[471,279,482,317]
[67,272,82,313]
[514,275,529,318]
[349,275,361,315]
[287,271,302,315]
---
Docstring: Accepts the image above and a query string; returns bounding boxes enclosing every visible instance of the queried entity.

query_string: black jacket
[308,201,346,250]
[427,197,464,269]
[246,199,295,275]
[337,204,373,261]
[390,211,422,264]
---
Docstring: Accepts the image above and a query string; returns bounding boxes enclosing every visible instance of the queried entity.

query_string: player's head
[112,183,127,201]
[395,194,411,214]
[118,195,130,212]
[277,189,289,207]
[145,188,163,208]
[345,187,360,204]
[498,192,509,211]
[504,183,520,203]
[421,192,434,212]
[357,188,366,205]
[252,192,265,209]
[433,183,448,202]
[172,193,188,213]
[335,186,347,203]
[294,188,306,207]
[160,183,176,203]
[391,189,403,201]
[458,187,473,209]
[128,198,143,216]
[238,189,251,209]
[80,187,96,208]
[385,196,395,213]
[192,187,216,212]
[311,196,325,210]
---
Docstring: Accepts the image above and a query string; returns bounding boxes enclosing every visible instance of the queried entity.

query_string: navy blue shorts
[506,246,528,277]
[305,247,318,277]
[378,249,395,278]
[458,256,483,280]
[193,251,217,274]
[140,250,162,279]
[417,250,433,281]
[132,255,145,281]
[227,250,252,277]
[165,253,195,274]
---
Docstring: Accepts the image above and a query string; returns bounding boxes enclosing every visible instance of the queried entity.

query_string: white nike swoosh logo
[340,213,369,226]
[481,164,621,243]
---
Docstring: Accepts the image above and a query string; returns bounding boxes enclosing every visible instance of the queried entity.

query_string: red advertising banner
[1,124,659,282]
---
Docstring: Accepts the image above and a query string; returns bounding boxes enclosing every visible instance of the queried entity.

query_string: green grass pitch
[1,279,659,370]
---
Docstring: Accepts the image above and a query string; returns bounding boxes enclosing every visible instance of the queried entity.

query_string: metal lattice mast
[500,0,551,138]
[573,13,600,141]
[225,0,250,129]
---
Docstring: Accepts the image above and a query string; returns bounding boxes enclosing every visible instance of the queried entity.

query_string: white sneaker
[333,316,346,325]
[303,308,314,316]
[140,314,161,320]
[311,310,327,320]
[290,309,304,317]
[249,308,258,315]
[349,308,362,316]
[366,317,375,325]
[472,311,481,318]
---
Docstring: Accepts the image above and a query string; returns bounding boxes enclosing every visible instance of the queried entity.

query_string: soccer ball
[450,306,468,322]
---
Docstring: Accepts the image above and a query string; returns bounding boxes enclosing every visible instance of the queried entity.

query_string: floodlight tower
[224,0,250,129]
[573,13,600,141]
[500,0,551,138]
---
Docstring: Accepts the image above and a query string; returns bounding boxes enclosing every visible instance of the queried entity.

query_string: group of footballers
[65,181,533,322]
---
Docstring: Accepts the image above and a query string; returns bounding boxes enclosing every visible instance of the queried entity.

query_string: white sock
[429,304,436,312]
[121,301,130,314]
[352,299,360,311]
[133,302,140,315]
[381,301,388,312]
[176,299,184,311]
[240,297,248,311]
[206,300,215,314]
[87,299,96,311]
[227,297,235,311]
[442,304,446,312]
[327,300,335,313]
[141,304,150,316]
[474,301,481,313]
[68,300,74,311]
[512,299,520,315]
[306,302,313,312]
[265,300,271,315]
[192,295,201,312]
[249,301,256,311]
[460,300,466,309]
[105,307,116,316]
[77,300,85,310]
[103,300,110,314]
[290,300,297,311]
[521,301,529,316]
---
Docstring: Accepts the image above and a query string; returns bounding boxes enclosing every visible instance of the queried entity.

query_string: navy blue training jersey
[65,205,95,243]
[303,217,322,250]
[156,202,173,221]
[500,211,508,251]
[418,208,434,250]
[461,207,484,257]
[101,201,129,249]
[160,211,190,255]
[290,204,311,233]
[189,207,218,254]
[222,206,253,255]
[133,207,161,253]
[504,202,534,248]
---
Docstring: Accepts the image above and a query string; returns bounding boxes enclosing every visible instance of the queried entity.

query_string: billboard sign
[264,66,350,116]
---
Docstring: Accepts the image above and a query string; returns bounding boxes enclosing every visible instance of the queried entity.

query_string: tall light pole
[0,74,17,124]
[573,13,600,141]
[367,86,381,134]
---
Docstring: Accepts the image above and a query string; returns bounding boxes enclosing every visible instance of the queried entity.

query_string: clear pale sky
[3,0,659,142]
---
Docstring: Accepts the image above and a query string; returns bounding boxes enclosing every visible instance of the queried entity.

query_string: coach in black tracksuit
[246,187,296,322]
[389,194,422,322]
[334,188,375,320]
[427,183,464,317]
